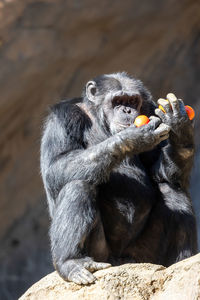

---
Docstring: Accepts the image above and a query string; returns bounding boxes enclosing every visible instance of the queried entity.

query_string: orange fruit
[185,105,195,120]
[134,115,150,127]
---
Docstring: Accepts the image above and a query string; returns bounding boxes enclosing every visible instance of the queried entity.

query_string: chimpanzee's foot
[57,257,111,285]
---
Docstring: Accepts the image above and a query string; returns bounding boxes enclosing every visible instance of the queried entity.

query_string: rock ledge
[20,254,200,300]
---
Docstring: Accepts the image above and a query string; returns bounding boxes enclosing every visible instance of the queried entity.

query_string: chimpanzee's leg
[158,183,197,266]
[123,183,197,266]
[50,180,110,284]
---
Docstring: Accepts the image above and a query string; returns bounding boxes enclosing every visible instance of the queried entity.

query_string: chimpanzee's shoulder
[50,98,91,130]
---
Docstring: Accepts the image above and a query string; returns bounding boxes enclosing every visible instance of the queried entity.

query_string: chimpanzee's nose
[123,106,131,114]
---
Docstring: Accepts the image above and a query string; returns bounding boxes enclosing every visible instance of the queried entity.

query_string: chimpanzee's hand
[155,93,192,139]
[117,116,170,155]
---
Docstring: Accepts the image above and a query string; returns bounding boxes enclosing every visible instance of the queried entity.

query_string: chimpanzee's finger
[178,99,188,117]
[148,116,161,129]
[157,98,172,113]
[155,108,167,121]
[166,93,180,115]
[154,123,170,136]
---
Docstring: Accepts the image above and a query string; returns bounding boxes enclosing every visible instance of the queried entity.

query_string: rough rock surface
[0,0,199,299]
[20,254,200,300]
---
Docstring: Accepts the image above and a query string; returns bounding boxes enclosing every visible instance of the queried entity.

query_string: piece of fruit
[185,105,195,120]
[134,115,150,127]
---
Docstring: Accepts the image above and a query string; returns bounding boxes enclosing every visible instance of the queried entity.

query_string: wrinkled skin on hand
[155,93,193,143]
[118,116,170,155]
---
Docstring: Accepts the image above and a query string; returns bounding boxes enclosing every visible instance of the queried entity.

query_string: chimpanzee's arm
[140,94,197,262]
[151,138,194,189]
[152,93,195,189]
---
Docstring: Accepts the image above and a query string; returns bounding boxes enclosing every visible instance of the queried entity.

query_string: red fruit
[134,115,150,127]
[185,105,195,120]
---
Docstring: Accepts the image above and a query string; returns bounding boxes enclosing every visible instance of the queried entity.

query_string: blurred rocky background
[0,0,199,299]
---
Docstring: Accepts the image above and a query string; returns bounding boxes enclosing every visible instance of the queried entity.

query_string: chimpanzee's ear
[86,81,97,102]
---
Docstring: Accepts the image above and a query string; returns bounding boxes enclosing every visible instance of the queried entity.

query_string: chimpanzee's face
[105,93,142,134]
[85,73,145,134]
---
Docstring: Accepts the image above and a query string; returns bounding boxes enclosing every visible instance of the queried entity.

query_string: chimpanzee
[40,72,197,285]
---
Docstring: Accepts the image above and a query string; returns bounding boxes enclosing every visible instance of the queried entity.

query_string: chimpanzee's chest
[98,156,156,254]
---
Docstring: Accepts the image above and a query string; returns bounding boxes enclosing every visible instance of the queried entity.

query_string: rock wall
[0,0,199,299]
[20,254,200,300]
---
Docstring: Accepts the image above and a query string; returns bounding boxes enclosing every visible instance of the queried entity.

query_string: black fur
[40,72,197,284]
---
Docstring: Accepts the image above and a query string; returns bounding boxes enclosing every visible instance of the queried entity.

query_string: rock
[20,254,200,300]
